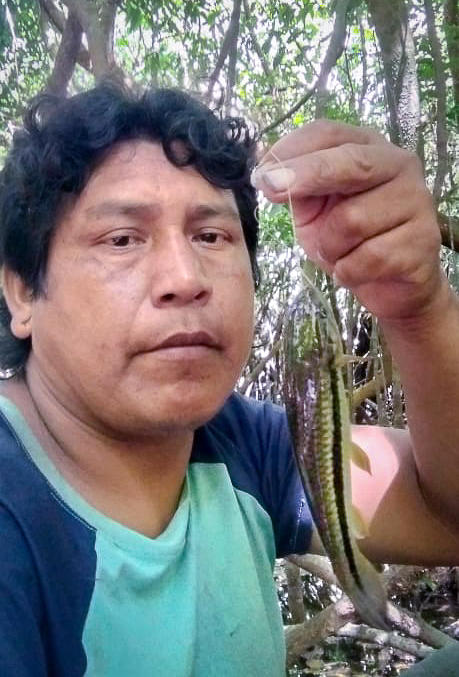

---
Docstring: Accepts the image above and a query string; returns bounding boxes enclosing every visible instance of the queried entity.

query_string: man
[0,82,457,676]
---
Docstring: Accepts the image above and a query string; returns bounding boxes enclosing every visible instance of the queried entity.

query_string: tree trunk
[444,0,459,119]
[315,0,352,118]
[206,0,242,104]
[46,10,82,96]
[62,0,124,83]
[40,0,91,71]
[367,0,420,151]
[424,0,449,203]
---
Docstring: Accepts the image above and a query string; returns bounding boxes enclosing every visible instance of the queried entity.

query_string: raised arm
[252,120,459,564]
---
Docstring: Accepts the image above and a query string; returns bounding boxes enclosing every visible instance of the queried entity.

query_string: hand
[252,120,444,324]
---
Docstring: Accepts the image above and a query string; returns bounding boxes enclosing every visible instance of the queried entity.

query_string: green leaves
[0,0,456,233]
[258,203,295,247]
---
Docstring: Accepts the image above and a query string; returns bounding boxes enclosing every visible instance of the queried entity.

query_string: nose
[151,232,212,308]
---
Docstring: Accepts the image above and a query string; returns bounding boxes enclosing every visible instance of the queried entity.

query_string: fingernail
[252,167,296,193]
[250,167,261,189]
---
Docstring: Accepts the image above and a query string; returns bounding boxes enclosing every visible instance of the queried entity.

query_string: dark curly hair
[0,82,259,373]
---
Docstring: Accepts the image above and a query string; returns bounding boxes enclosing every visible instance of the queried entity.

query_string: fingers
[253,119,442,321]
[308,179,435,265]
[252,141,421,200]
[333,221,440,296]
[260,119,386,165]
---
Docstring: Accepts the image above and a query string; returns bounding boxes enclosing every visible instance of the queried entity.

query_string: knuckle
[342,143,374,184]
[314,153,335,182]
[310,119,338,137]
[316,228,333,262]
[334,259,355,285]
[334,201,365,240]
[419,218,441,250]
[363,238,386,271]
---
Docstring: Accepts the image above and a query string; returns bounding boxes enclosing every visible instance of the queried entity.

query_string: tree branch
[225,4,241,115]
[46,9,82,96]
[352,373,391,410]
[239,338,282,394]
[62,0,123,82]
[285,597,356,666]
[315,0,352,118]
[367,0,420,150]
[39,0,90,71]
[285,592,456,666]
[438,210,459,252]
[343,31,355,110]
[287,554,338,587]
[444,0,459,120]
[99,0,119,70]
[206,0,242,103]
[386,601,458,649]
[423,0,449,203]
[242,0,271,79]
[260,0,352,137]
[358,19,369,118]
[337,622,433,659]
[258,85,317,137]
[285,560,306,624]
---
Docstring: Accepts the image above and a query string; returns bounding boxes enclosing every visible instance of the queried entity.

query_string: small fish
[283,295,389,630]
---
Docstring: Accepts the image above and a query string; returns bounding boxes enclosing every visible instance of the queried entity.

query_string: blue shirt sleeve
[0,504,47,677]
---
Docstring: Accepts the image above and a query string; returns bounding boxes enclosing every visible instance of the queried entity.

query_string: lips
[153,331,221,351]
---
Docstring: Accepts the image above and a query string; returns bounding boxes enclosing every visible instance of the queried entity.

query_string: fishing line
[261,147,344,352]
[262,150,379,417]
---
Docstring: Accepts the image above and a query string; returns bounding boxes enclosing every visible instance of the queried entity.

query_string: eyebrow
[84,200,241,224]
[188,203,241,224]
[84,201,162,220]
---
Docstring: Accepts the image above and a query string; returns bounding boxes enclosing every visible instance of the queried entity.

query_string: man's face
[27,140,255,437]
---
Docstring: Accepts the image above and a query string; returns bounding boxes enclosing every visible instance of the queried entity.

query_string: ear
[2,268,33,340]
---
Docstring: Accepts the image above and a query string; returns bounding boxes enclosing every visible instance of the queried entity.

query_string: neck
[1,372,193,538]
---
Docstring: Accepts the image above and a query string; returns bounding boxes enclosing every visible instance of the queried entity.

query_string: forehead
[79,139,237,209]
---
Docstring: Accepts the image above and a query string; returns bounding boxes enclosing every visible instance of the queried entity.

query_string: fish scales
[283,302,389,630]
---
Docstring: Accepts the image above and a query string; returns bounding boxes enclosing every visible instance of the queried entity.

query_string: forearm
[381,273,459,531]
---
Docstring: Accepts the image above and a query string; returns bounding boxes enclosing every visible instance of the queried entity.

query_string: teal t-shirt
[0,392,313,676]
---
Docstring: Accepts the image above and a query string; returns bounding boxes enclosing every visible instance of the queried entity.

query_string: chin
[113,384,232,437]
[156,391,229,430]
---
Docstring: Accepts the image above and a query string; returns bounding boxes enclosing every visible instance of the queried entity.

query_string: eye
[193,230,229,247]
[105,232,144,249]
[199,232,219,244]
[111,235,132,247]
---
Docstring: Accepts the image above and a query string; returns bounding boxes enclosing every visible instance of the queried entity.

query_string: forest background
[0,0,458,674]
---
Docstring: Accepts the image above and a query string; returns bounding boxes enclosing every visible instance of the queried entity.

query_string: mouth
[153,331,222,353]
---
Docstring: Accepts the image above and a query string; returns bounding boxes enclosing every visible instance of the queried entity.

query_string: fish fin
[351,442,372,474]
[351,505,369,540]
[351,551,390,630]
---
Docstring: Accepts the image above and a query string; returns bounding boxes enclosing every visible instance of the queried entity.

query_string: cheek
[223,268,255,359]
[33,275,136,368]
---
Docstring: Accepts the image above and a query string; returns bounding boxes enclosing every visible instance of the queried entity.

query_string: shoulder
[193,392,291,473]
[0,501,39,586]
[207,391,289,448]
[0,400,99,674]
[193,392,314,558]
[0,399,98,593]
